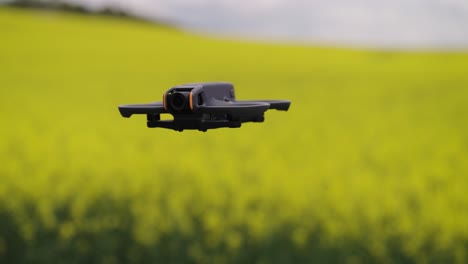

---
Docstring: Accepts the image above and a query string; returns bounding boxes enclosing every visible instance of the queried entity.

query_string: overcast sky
[23,0,468,49]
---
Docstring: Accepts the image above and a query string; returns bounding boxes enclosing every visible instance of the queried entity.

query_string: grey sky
[10,0,468,49]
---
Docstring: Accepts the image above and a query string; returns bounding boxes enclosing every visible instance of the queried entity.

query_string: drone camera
[165,88,193,113]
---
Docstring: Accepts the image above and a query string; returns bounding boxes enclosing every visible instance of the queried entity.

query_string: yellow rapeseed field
[1,6,468,263]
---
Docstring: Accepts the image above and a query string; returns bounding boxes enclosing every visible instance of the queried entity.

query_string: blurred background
[1,0,468,263]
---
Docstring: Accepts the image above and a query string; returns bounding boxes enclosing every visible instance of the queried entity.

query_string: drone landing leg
[147,114,160,122]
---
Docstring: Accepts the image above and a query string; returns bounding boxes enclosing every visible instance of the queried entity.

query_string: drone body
[118,82,290,131]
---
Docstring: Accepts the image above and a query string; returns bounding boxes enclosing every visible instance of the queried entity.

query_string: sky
[15,0,468,49]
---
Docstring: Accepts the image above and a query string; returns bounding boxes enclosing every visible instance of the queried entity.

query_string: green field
[1,6,468,263]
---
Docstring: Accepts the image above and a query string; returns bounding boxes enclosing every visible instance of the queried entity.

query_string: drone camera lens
[170,92,186,111]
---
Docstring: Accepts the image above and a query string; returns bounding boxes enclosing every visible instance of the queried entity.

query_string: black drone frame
[118,82,290,132]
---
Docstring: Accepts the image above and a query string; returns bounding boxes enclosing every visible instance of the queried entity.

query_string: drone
[118,82,290,132]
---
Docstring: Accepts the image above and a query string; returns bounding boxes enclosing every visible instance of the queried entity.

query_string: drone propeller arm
[236,100,291,111]
[118,102,166,117]
[198,102,270,116]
